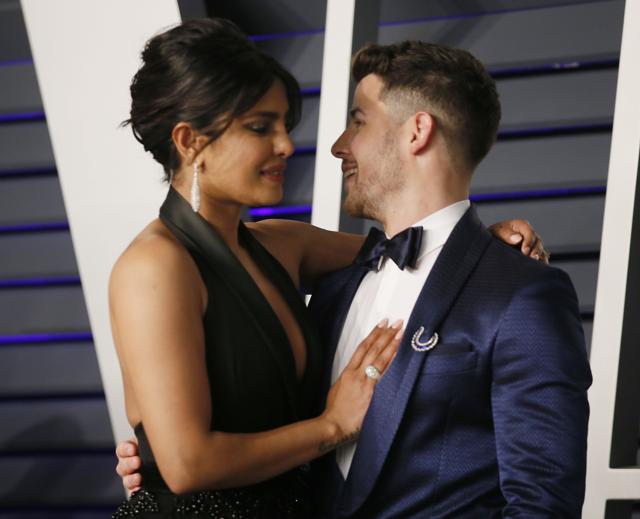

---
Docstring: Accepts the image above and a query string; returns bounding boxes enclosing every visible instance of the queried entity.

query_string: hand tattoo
[318,428,361,454]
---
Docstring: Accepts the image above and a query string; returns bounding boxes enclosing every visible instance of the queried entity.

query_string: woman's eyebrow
[245,111,280,120]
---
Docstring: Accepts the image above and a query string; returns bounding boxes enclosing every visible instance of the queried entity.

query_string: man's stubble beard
[343,130,405,221]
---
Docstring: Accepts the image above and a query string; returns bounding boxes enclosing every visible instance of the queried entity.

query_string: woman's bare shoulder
[110,219,202,300]
[113,220,182,271]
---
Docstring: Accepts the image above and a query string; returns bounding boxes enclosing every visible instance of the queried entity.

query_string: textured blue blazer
[308,206,592,518]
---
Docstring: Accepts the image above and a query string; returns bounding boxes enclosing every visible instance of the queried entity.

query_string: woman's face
[198,80,295,208]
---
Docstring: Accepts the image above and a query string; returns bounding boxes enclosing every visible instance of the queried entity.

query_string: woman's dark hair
[124,18,302,181]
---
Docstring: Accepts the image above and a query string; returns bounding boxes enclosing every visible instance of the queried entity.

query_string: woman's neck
[171,181,243,253]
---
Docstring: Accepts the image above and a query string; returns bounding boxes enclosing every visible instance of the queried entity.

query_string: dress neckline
[158,187,320,416]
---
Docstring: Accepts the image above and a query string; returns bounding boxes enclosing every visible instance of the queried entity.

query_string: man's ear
[171,122,206,165]
[408,112,435,155]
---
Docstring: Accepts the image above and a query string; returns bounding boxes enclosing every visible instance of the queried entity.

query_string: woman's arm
[488,219,549,263]
[249,219,364,291]
[251,218,548,292]
[110,238,400,494]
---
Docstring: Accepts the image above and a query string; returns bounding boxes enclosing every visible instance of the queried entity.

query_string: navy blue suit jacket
[308,207,592,518]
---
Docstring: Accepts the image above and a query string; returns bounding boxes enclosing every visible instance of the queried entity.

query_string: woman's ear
[171,122,207,165]
[172,122,197,164]
[408,112,435,155]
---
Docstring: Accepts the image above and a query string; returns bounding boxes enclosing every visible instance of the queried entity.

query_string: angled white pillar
[583,1,640,517]
[21,0,182,445]
[311,0,379,232]
[310,0,357,231]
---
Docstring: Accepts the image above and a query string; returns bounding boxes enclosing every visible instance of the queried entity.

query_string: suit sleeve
[491,268,592,518]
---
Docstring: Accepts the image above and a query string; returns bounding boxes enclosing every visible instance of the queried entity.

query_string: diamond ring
[364,365,381,380]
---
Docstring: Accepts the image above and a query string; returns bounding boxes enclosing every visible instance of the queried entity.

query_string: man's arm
[491,268,592,518]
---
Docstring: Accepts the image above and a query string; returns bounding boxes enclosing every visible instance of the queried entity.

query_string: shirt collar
[387,200,470,263]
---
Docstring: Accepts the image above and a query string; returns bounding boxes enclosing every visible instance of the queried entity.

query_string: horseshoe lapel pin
[411,326,439,352]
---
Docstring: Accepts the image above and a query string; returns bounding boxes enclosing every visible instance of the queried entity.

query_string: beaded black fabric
[173,485,310,517]
[111,475,312,518]
[112,489,159,518]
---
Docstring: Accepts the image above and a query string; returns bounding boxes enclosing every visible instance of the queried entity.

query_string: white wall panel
[21,0,182,447]
[311,0,357,230]
[584,0,640,514]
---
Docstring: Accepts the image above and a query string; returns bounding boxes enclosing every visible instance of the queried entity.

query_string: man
[308,41,590,518]
[118,41,590,517]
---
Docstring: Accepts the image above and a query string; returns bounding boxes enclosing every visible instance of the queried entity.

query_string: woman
[111,18,546,518]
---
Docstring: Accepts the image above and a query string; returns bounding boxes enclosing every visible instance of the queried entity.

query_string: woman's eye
[247,124,270,135]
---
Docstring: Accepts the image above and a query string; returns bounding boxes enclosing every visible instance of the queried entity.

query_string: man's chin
[342,198,372,220]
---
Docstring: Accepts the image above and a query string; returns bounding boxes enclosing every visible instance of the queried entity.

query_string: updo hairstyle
[124,18,302,181]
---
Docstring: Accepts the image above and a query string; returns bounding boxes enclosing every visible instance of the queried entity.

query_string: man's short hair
[352,41,501,170]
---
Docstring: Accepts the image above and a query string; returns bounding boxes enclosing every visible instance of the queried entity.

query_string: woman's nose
[275,131,294,158]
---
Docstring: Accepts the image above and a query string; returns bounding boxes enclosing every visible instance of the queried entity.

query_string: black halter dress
[113,188,323,518]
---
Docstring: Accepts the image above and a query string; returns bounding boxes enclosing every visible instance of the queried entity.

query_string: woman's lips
[260,166,285,183]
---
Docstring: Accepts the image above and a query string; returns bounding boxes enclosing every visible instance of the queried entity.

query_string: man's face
[331,74,406,221]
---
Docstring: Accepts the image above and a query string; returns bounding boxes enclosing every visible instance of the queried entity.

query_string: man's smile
[342,163,358,180]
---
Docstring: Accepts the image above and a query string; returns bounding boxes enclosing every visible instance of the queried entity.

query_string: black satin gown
[113,187,323,518]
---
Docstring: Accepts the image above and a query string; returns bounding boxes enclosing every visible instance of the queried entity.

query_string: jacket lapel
[338,207,493,517]
[159,188,299,418]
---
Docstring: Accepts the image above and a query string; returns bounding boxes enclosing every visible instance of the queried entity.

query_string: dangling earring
[190,161,200,212]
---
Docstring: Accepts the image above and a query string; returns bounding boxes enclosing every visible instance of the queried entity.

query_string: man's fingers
[128,456,141,471]
[116,455,141,476]
[123,473,142,491]
[115,439,138,459]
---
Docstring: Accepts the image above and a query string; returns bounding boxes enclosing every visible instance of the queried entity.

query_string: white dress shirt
[331,199,471,478]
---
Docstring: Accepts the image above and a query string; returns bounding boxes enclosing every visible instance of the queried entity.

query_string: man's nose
[331,129,349,158]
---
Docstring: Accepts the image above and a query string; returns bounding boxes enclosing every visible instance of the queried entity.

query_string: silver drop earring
[190,161,201,212]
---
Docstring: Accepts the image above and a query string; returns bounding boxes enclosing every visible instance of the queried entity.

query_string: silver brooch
[411,326,439,352]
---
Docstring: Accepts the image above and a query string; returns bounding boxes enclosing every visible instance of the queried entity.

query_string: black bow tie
[355,226,424,271]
